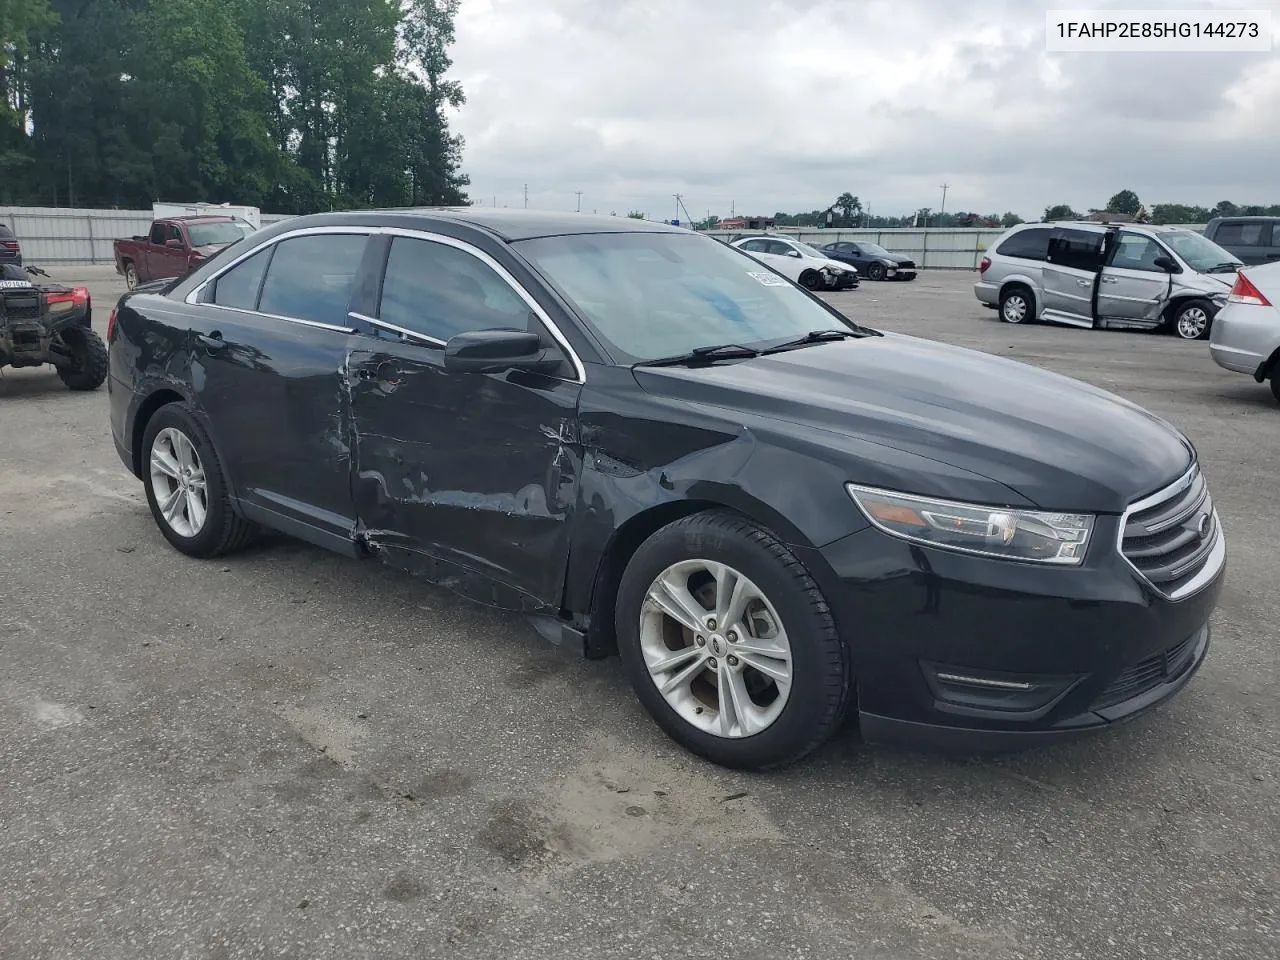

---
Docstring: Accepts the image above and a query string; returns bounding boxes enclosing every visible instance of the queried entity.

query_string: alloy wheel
[149,427,209,538]
[639,559,793,738]
[1002,294,1028,323]
[1176,306,1208,340]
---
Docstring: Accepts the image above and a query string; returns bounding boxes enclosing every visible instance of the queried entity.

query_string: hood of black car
[633,333,1192,513]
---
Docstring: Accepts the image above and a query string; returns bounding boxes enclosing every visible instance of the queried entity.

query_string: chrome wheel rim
[126,265,137,289]
[149,427,208,538]
[1177,307,1207,339]
[1002,295,1027,323]
[639,560,793,739]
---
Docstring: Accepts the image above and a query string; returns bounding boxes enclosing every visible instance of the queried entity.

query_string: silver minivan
[974,221,1244,340]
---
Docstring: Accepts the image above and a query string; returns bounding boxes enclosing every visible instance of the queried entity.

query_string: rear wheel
[124,262,138,290]
[615,510,850,770]
[55,327,108,391]
[999,286,1034,324]
[867,262,887,281]
[141,403,258,557]
[1171,299,1213,340]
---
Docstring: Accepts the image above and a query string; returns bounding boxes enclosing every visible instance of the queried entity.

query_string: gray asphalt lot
[2,265,1276,959]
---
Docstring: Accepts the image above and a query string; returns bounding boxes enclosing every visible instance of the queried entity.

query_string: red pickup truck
[113,216,252,289]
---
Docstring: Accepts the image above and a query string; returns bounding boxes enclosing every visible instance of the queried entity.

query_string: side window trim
[371,227,586,384]
[185,224,586,383]
[349,310,446,348]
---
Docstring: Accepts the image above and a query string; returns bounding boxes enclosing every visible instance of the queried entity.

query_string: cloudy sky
[446,0,1280,221]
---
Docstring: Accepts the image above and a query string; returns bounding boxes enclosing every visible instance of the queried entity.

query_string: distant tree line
[757,189,1280,231]
[0,0,470,213]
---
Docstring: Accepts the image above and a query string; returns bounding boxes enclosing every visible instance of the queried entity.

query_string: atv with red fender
[0,263,107,390]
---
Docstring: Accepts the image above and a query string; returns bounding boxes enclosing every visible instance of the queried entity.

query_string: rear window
[1213,221,1272,246]
[0,226,14,239]
[996,227,1051,261]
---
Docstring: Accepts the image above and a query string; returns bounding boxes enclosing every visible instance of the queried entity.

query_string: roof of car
[166,215,243,223]
[1017,221,1189,233]
[361,207,689,241]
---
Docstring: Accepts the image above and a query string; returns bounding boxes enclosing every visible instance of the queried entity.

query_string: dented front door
[346,333,583,608]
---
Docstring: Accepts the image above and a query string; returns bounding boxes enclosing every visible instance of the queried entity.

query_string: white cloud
[446,0,1280,219]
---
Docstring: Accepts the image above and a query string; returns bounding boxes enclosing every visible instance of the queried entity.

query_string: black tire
[141,402,258,558]
[999,285,1034,324]
[124,261,138,290]
[1170,298,1214,340]
[55,327,108,391]
[799,269,823,290]
[1270,376,1280,405]
[615,510,851,770]
[867,262,887,281]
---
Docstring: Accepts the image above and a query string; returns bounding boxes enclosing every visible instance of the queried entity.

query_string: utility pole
[939,183,950,219]
[674,194,681,224]
[523,184,528,209]
[731,200,735,218]
[575,191,582,212]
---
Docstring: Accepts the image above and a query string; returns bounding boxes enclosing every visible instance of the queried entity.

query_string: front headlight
[846,484,1095,565]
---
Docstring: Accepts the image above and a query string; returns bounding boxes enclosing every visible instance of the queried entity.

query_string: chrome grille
[1119,465,1222,599]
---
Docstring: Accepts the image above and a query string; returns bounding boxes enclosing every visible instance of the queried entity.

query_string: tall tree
[1106,189,1141,215]
[1043,204,1078,221]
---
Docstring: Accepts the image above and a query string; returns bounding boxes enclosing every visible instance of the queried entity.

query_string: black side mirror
[443,328,561,375]
[1152,255,1178,273]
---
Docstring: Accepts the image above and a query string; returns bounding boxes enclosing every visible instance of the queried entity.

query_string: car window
[149,223,167,244]
[1108,232,1165,272]
[739,239,765,253]
[995,227,1051,261]
[378,236,533,343]
[212,247,272,310]
[1214,222,1269,246]
[257,233,368,325]
[766,240,794,256]
[1048,229,1105,273]
[166,224,184,245]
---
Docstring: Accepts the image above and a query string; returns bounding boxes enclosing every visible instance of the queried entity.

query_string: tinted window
[1214,222,1269,246]
[0,226,15,239]
[378,236,533,342]
[212,248,271,310]
[1108,232,1165,272]
[149,223,167,244]
[1048,229,1105,272]
[257,234,367,325]
[996,227,1051,261]
[765,240,795,256]
[739,239,766,252]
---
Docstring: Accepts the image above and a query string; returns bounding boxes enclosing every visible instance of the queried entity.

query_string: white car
[730,235,860,291]
[1209,260,1280,405]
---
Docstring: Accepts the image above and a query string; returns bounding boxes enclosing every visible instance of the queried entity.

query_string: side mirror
[443,328,561,375]
[786,249,802,258]
[166,238,184,249]
[1152,255,1178,273]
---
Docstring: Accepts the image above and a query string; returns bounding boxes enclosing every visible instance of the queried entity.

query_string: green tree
[626,210,645,219]
[1001,211,1024,227]
[1043,204,1078,221]
[1105,189,1141,215]
[833,191,861,226]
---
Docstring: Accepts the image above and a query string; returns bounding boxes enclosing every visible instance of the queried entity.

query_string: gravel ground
[1,265,1276,960]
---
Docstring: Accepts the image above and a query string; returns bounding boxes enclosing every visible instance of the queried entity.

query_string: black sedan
[821,240,917,280]
[106,209,1224,769]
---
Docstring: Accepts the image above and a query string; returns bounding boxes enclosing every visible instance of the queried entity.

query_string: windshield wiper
[635,343,761,368]
[1206,261,1243,273]
[760,329,857,354]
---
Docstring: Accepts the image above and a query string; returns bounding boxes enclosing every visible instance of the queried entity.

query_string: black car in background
[821,240,917,280]
[0,224,22,266]
[106,209,1224,769]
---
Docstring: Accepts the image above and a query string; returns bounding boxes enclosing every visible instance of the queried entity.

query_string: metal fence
[706,228,1007,269]
[2,205,1211,269]
[0,206,296,265]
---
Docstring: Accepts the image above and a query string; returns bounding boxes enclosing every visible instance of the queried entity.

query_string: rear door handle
[196,331,227,352]
[1078,279,1091,286]
[1100,277,1119,284]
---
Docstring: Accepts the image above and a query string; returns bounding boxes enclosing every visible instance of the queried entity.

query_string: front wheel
[55,327,108,390]
[1171,299,1213,340]
[798,269,824,290]
[615,510,851,770]
[866,262,887,281]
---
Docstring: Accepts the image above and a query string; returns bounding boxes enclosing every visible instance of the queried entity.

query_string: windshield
[516,232,861,363]
[188,220,255,247]
[859,243,892,257]
[793,240,827,259]
[1160,230,1242,272]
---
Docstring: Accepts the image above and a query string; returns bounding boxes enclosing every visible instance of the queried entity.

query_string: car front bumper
[800,520,1225,752]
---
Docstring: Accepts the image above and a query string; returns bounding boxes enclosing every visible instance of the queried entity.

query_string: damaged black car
[106,210,1225,769]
